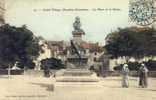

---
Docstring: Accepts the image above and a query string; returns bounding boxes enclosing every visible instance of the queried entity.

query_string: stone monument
[55,17,99,82]
[67,40,88,68]
[72,16,85,44]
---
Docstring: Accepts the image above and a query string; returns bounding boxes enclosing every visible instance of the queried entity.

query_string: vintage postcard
[0,0,156,100]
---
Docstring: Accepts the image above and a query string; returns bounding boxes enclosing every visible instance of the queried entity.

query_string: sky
[5,0,131,45]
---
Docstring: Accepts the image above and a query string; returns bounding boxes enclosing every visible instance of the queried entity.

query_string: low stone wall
[148,71,156,77]
[101,71,156,77]
[0,69,156,77]
[24,69,57,77]
[24,70,156,77]
[24,70,44,76]
[0,69,24,75]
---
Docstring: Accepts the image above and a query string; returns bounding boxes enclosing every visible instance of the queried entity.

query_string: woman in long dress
[121,64,129,88]
[138,63,148,88]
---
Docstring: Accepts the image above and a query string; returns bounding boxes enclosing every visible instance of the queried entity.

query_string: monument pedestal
[54,69,101,91]
[55,69,100,82]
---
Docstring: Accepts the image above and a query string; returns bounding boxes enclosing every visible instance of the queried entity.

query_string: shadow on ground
[101,84,138,89]
[102,85,121,88]
[136,88,156,91]
[147,89,156,91]
[30,82,54,92]
[103,78,137,82]
[0,76,10,79]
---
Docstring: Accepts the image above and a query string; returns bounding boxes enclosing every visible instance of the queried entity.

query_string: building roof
[80,42,103,53]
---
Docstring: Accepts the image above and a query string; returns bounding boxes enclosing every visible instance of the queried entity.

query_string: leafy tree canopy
[105,27,156,59]
[0,24,42,69]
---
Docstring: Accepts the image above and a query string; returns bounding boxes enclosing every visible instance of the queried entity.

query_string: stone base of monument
[55,69,100,82]
[54,69,101,91]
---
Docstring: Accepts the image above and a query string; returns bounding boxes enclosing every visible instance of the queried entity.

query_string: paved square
[0,75,156,100]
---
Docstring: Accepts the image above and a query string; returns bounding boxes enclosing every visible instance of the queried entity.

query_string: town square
[0,0,156,100]
[0,75,156,100]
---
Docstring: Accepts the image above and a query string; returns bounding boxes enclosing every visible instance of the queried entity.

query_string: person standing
[138,63,149,88]
[121,64,129,88]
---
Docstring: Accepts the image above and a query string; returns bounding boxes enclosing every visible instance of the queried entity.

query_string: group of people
[121,63,148,88]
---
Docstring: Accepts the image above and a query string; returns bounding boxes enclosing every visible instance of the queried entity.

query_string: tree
[0,24,42,69]
[105,27,156,61]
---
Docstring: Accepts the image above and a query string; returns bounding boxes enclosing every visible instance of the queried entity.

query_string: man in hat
[121,63,129,88]
[138,63,148,88]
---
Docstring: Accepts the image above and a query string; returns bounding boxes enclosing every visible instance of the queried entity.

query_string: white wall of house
[34,40,51,70]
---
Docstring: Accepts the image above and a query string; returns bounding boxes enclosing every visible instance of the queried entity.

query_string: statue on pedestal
[73,16,85,34]
[54,17,100,83]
